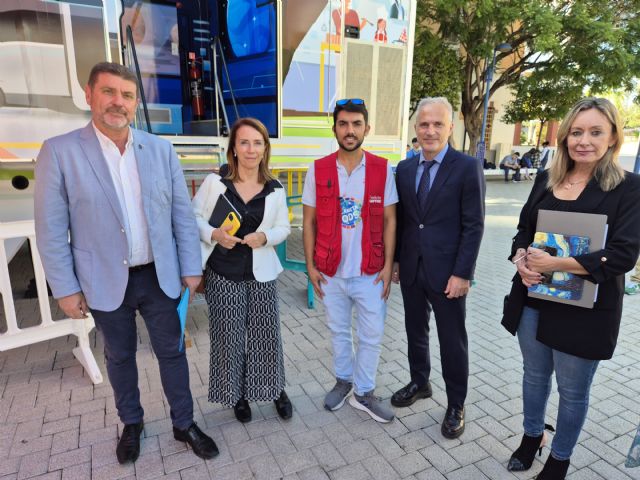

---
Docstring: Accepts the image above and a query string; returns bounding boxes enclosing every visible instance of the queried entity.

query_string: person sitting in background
[502,97,640,479]
[521,148,538,180]
[531,147,543,173]
[500,151,521,182]
[530,148,541,176]
[539,141,552,173]
[192,117,292,424]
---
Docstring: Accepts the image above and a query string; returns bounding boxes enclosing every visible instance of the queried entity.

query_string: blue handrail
[276,195,314,308]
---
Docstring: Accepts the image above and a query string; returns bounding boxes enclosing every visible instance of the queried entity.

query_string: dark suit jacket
[502,171,640,360]
[395,147,485,291]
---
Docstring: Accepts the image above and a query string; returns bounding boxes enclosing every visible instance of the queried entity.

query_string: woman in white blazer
[192,118,292,423]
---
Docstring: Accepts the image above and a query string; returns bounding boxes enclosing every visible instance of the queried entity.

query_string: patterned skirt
[204,269,285,407]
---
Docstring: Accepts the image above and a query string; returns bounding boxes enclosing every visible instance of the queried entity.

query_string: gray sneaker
[324,379,353,411]
[349,391,395,423]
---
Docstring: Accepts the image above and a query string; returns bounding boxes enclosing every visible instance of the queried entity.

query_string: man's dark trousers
[91,264,193,429]
[400,260,468,408]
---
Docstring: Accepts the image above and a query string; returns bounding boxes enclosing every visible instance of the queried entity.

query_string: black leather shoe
[116,422,144,464]
[234,398,252,423]
[274,390,293,419]
[173,423,219,460]
[391,381,432,407]
[441,406,465,439]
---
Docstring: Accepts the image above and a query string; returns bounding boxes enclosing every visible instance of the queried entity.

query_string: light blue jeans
[322,274,386,396]
[517,306,599,460]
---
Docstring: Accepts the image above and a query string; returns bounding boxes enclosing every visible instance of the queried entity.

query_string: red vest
[313,151,388,277]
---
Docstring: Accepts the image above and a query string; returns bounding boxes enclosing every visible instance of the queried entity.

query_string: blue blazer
[395,147,485,291]
[34,123,201,311]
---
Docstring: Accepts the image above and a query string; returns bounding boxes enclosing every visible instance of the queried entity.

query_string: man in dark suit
[391,97,485,438]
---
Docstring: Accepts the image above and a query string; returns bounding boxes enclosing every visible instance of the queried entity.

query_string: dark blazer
[395,147,485,290]
[502,170,640,360]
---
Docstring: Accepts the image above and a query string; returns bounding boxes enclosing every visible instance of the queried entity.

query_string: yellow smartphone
[221,211,241,236]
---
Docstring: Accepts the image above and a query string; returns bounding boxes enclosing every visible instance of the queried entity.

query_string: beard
[337,135,364,152]
[101,108,131,130]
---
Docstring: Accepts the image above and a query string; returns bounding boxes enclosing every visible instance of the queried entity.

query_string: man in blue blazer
[391,97,485,438]
[34,62,218,463]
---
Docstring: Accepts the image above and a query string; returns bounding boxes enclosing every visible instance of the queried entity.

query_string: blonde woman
[192,118,292,423]
[502,98,640,479]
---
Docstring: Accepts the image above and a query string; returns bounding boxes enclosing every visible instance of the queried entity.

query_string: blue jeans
[517,307,599,460]
[322,274,386,395]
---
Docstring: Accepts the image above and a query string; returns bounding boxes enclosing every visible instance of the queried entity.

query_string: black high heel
[536,455,570,479]
[507,424,555,471]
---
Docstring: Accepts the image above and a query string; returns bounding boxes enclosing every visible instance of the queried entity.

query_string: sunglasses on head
[336,98,365,106]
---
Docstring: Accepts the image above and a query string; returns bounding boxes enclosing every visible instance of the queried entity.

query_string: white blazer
[192,172,291,282]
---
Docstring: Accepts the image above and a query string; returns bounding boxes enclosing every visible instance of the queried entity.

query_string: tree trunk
[460,56,484,156]
[536,120,547,147]
[462,109,482,157]
[467,130,479,156]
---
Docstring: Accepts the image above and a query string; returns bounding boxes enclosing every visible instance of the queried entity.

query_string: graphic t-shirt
[302,153,398,278]
[340,197,362,230]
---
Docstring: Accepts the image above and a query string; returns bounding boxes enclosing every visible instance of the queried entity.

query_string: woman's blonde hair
[548,97,625,192]
[225,117,276,184]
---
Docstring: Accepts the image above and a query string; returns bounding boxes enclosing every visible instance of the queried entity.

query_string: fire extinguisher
[188,52,204,120]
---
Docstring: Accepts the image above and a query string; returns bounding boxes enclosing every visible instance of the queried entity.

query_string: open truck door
[120,0,281,138]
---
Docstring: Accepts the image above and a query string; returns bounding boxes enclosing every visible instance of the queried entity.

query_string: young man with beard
[302,99,398,422]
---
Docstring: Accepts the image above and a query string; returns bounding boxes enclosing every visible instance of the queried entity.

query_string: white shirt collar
[92,122,133,152]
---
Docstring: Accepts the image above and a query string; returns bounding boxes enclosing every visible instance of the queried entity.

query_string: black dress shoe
[391,381,432,407]
[173,423,219,460]
[116,422,144,464]
[441,405,465,439]
[274,390,293,419]
[234,398,252,423]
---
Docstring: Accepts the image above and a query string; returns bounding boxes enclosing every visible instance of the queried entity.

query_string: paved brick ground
[2,180,640,479]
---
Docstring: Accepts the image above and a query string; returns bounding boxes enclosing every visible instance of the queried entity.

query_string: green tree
[415,0,640,155]
[603,87,640,129]
[410,3,462,114]
[502,74,583,146]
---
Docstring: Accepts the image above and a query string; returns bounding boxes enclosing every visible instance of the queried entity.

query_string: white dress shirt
[92,123,153,266]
